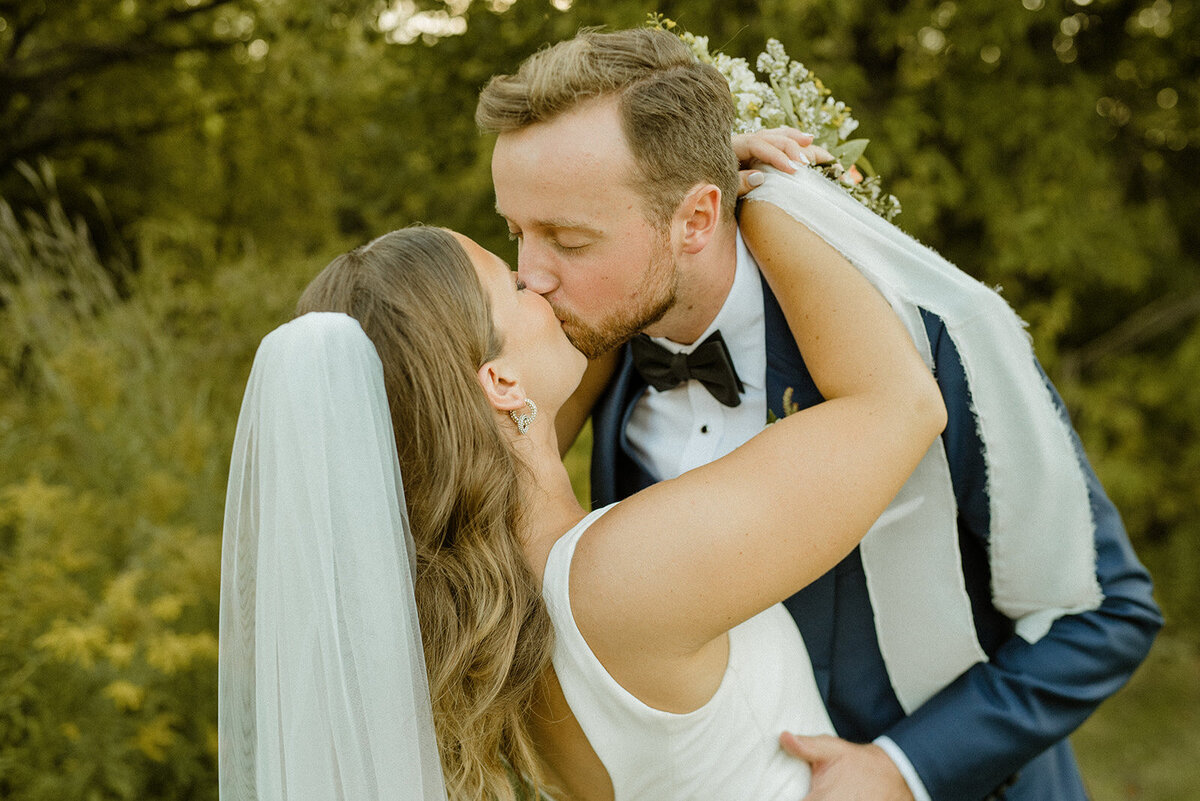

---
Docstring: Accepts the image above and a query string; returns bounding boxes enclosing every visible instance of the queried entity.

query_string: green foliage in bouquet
[650,15,900,222]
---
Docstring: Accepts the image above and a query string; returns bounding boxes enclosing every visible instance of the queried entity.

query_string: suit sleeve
[884,313,1162,801]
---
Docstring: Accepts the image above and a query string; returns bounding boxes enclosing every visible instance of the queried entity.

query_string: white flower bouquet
[653,17,902,221]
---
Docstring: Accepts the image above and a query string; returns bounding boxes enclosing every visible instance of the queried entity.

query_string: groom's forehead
[491,103,637,179]
[491,158,644,227]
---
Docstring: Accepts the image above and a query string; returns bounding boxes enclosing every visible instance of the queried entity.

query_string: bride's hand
[733,127,834,196]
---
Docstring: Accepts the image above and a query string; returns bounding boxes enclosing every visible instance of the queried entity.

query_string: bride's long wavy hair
[296,227,553,800]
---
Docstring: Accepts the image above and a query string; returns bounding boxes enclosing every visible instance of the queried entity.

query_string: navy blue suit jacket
[590,276,1161,801]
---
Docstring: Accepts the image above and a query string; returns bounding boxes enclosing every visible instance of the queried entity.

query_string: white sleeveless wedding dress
[541,505,835,801]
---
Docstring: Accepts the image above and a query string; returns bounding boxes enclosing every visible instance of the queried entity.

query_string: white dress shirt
[625,230,766,478]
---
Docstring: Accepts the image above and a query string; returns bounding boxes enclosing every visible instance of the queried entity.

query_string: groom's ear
[676,183,722,255]
[476,360,527,413]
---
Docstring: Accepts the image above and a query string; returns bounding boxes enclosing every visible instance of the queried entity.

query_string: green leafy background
[1,1,1196,798]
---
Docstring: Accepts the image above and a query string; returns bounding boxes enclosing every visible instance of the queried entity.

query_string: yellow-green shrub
[0,166,311,800]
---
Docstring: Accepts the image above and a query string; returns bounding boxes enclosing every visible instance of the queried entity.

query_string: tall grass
[0,165,311,800]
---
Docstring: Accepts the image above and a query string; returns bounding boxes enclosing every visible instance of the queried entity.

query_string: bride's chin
[571,352,588,384]
[551,354,588,408]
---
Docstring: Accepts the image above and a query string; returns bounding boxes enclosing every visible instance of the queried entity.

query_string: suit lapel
[761,275,838,697]
[762,275,907,736]
[762,274,824,419]
[589,345,658,507]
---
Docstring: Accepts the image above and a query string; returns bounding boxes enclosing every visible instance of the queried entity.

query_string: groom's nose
[516,247,559,297]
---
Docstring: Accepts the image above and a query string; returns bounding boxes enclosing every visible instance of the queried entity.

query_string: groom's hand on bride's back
[731,127,834,197]
[780,732,916,801]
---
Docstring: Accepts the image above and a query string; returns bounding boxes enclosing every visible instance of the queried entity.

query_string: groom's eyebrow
[539,217,602,236]
[493,204,601,236]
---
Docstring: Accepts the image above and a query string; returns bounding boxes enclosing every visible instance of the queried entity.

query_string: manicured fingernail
[747,172,765,187]
[791,155,811,168]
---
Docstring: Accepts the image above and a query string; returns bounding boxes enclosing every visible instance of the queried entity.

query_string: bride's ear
[476,359,527,414]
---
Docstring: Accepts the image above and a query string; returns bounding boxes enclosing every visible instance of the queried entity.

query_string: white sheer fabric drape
[219,312,447,800]
[749,169,1102,712]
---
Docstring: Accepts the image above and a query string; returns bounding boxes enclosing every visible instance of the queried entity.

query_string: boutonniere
[766,386,801,424]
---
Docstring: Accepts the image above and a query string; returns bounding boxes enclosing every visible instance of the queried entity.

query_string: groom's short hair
[476,27,739,227]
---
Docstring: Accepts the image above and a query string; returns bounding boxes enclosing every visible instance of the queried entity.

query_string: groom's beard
[557,237,679,360]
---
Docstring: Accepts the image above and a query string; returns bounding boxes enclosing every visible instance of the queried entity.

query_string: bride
[218,179,944,799]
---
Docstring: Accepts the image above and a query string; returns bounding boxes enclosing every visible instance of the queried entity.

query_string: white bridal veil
[218,312,448,800]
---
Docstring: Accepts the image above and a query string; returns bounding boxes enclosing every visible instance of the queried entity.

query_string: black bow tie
[629,330,744,407]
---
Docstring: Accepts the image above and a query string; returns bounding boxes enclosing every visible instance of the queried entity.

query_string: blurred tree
[0,0,251,251]
[0,0,248,171]
[0,0,403,257]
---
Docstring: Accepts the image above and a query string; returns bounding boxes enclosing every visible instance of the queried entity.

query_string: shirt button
[700,425,709,434]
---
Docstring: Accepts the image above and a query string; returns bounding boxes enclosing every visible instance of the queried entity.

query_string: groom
[477,27,1161,801]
